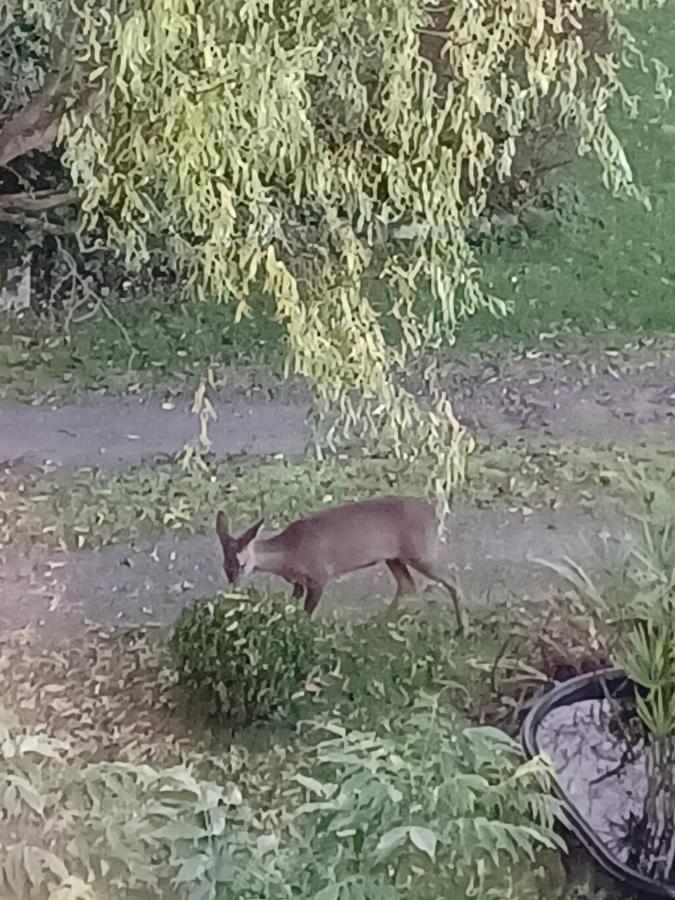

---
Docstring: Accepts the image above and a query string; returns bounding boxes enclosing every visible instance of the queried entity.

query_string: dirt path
[0,393,309,468]
[444,344,675,443]
[1,345,673,470]
[1,343,672,640]
[0,502,631,641]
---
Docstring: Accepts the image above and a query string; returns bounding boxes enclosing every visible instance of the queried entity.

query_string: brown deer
[215,495,464,628]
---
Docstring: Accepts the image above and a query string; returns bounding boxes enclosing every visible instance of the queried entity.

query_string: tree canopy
[0,0,663,509]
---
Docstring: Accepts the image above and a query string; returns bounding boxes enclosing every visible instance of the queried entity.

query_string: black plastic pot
[521,667,675,899]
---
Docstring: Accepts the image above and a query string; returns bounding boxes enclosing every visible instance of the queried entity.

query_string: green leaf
[466,725,516,747]
[315,886,340,900]
[10,775,46,815]
[295,774,326,796]
[376,826,409,854]
[409,826,437,861]
[173,854,210,884]
[153,821,208,841]
[23,847,69,886]
[48,877,97,900]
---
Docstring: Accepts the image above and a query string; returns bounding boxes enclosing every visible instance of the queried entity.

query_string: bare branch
[57,239,138,370]
[0,189,79,210]
[0,209,69,233]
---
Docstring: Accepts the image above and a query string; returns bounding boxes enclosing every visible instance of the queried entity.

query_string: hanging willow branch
[2,0,667,516]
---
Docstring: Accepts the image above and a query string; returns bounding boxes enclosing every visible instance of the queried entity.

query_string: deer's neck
[248,536,292,579]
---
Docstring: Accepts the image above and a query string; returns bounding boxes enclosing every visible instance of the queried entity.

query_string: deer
[215,495,464,629]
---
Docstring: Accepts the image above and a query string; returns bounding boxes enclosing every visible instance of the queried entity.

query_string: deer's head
[215,512,264,583]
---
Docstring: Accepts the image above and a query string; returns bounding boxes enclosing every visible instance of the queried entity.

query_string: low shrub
[0,705,261,900]
[312,606,479,723]
[217,696,566,900]
[169,592,318,724]
[287,697,565,900]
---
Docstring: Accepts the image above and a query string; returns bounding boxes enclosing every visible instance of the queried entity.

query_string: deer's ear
[216,511,229,545]
[236,518,264,550]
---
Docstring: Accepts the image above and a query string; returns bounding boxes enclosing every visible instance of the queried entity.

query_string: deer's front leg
[291,583,304,601]
[303,583,323,616]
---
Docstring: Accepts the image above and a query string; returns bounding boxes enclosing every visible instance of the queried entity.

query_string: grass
[4,439,668,554]
[0,293,286,403]
[460,3,675,347]
[0,6,673,403]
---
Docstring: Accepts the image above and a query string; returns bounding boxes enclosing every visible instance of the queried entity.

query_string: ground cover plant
[0,569,654,900]
[0,603,572,899]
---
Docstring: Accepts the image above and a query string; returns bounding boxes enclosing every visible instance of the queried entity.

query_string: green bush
[206,696,565,900]
[169,592,317,724]
[0,705,262,900]
[283,697,565,900]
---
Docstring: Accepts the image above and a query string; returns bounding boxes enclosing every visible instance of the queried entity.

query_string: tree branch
[0,189,79,211]
[0,85,66,169]
[0,209,69,233]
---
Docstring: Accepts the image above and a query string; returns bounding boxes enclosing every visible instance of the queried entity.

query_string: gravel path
[0,394,309,468]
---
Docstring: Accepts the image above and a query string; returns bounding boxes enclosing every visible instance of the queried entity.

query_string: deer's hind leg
[385,560,416,618]
[386,560,416,600]
[303,582,324,616]
[407,558,464,631]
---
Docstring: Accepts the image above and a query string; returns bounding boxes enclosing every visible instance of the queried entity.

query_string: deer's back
[270,496,439,583]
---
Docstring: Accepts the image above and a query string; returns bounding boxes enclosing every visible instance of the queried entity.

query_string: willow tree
[0,0,663,508]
